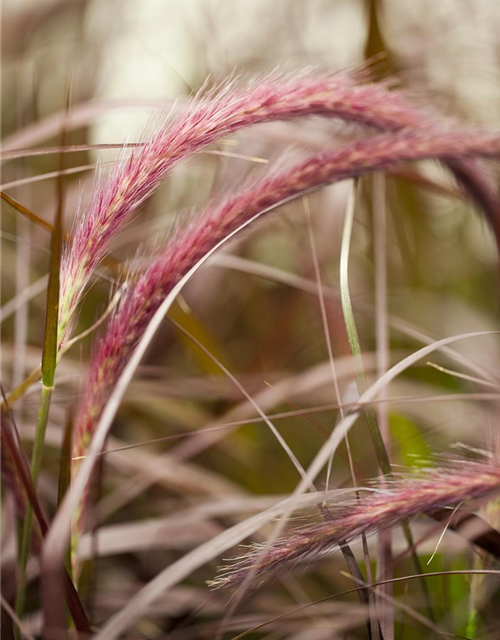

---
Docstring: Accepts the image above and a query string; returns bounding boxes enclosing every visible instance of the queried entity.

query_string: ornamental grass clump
[67,71,500,552]
[71,124,500,549]
[5,60,500,640]
[73,125,500,447]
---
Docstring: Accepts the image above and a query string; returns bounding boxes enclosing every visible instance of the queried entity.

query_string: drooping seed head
[209,455,500,590]
[59,67,493,346]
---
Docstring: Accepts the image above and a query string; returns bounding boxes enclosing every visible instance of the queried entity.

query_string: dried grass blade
[372,173,393,639]
[0,191,53,233]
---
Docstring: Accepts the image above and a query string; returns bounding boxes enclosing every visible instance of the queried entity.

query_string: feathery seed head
[210,456,500,590]
[58,69,449,346]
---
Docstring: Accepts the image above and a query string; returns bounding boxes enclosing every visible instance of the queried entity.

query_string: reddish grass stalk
[0,443,42,550]
[57,69,500,347]
[0,398,42,545]
[210,457,500,589]
[0,404,91,632]
[70,126,500,545]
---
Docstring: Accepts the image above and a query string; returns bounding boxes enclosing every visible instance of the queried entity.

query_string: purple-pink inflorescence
[58,69,500,348]
[59,68,417,343]
[209,457,500,589]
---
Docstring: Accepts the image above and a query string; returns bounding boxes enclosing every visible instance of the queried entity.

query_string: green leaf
[389,413,432,467]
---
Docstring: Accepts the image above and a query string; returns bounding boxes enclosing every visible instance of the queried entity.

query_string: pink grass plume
[59,68,407,342]
[58,69,500,347]
[209,456,500,589]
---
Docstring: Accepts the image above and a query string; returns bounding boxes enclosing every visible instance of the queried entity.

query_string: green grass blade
[339,181,435,622]
[15,126,65,637]
[339,184,391,474]
[40,173,64,387]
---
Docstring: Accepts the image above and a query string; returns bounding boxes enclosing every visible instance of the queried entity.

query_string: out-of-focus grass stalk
[339,183,434,621]
[466,596,479,639]
[58,413,74,579]
[0,194,51,413]
[372,173,393,640]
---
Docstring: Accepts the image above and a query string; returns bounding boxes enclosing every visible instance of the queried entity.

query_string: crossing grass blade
[0,191,54,233]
